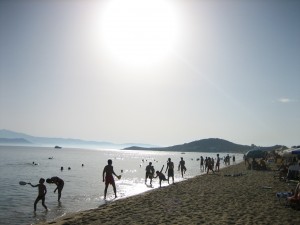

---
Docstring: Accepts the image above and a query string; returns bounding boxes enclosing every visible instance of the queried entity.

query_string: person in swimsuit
[200,156,204,172]
[28,178,48,211]
[102,159,120,199]
[153,167,168,187]
[215,154,220,172]
[46,176,64,201]
[145,162,155,185]
[165,158,174,184]
[178,157,186,178]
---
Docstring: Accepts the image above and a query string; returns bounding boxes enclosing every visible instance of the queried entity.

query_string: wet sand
[45,162,299,225]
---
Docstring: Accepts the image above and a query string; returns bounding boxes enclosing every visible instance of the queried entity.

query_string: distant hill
[0,138,32,145]
[124,138,284,154]
[0,129,157,149]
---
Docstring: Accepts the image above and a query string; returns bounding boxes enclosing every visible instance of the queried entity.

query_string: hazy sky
[1,0,299,147]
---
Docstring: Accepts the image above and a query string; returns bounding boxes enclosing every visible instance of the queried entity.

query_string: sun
[100,0,181,67]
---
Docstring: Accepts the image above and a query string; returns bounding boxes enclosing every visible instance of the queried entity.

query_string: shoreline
[42,162,299,225]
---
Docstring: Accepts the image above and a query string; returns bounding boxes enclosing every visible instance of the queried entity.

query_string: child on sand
[28,178,48,211]
[153,166,168,187]
[102,159,120,200]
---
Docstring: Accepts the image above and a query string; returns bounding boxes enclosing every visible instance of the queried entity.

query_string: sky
[0,0,299,147]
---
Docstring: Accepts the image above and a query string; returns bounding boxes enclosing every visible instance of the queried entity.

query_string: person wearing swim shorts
[102,159,120,199]
[165,158,174,184]
[46,176,64,201]
[145,162,155,185]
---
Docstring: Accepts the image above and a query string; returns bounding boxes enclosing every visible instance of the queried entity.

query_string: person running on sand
[153,167,167,187]
[28,178,48,211]
[178,157,186,178]
[165,158,174,184]
[102,159,120,199]
[145,162,155,185]
[46,176,64,201]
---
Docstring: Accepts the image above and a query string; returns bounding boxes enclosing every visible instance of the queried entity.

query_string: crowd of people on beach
[29,154,236,211]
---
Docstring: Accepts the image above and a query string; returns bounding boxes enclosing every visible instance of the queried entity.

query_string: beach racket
[117,175,121,180]
[19,181,27,185]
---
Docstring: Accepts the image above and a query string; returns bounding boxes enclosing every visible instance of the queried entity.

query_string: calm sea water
[0,146,243,225]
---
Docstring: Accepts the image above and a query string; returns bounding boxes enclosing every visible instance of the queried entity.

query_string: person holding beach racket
[102,159,121,200]
[28,178,48,211]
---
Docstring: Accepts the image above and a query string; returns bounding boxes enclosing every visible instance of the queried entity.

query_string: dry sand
[44,162,299,225]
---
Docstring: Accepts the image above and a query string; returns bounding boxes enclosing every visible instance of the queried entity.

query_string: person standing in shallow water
[46,176,64,202]
[178,157,186,178]
[28,178,48,212]
[200,156,204,172]
[102,159,120,200]
[165,158,174,184]
[145,162,155,185]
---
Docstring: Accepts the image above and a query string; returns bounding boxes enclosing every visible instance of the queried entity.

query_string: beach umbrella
[245,149,265,159]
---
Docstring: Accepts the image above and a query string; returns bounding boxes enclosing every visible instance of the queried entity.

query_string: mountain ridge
[0,129,157,149]
[0,129,284,153]
[124,138,284,154]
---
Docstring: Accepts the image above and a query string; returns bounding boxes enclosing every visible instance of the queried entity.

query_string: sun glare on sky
[99,0,181,67]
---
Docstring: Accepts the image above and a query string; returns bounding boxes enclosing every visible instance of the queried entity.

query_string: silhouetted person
[200,156,204,171]
[102,159,120,199]
[204,157,208,171]
[154,166,167,187]
[165,158,174,184]
[206,157,215,174]
[145,162,155,185]
[178,157,186,178]
[216,154,220,172]
[28,178,48,211]
[46,176,64,201]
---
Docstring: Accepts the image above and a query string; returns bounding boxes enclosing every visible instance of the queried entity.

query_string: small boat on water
[54,146,62,149]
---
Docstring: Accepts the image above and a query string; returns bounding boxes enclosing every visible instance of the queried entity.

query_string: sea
[0,145,243,225]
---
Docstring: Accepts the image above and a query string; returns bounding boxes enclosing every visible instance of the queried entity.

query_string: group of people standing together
[200,154,235,174]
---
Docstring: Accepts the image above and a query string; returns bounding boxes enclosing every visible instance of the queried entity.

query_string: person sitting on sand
[178,157,186,178]
[28,178,48,212]
[46,176,64,201]
[145,162,155,185]
[259,159,267,170]
[153,167,168,187]
[102,159,120,199]
[165,158,174,184]
[287,180,300,206]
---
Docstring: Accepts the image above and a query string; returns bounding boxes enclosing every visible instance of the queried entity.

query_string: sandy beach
[44,162,299,225]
